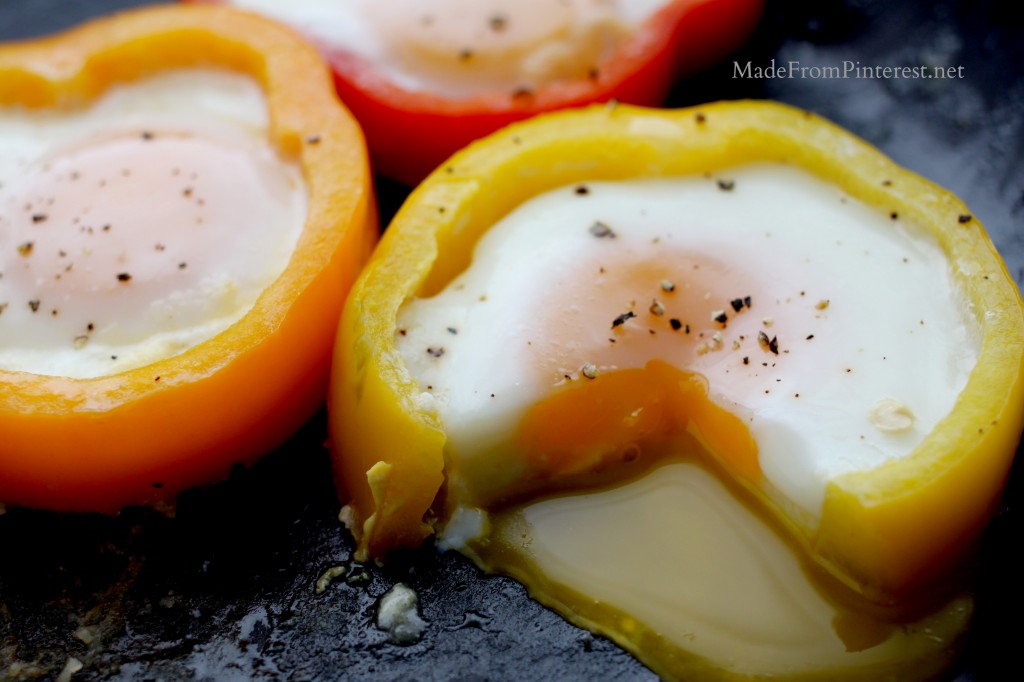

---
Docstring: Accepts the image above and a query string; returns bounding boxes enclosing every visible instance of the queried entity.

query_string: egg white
[229,0,671,97]
[395,163,978,523]
[0,70,307,379]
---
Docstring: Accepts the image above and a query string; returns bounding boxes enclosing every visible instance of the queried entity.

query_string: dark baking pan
[1,1,1020,680]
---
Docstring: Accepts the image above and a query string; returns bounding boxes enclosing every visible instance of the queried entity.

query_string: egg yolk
[516,361,759,497]
[489,247,768,504]
[0,71,306,378]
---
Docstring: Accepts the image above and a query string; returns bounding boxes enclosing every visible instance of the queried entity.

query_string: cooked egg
[226,0,672,97]
[0,69,306,378]
[0,4,375,514]
[397,164,976,520]
[331,102,1022,680]
[389,164,978,678]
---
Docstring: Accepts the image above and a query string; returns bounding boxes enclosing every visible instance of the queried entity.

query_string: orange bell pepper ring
[0,5,377,513]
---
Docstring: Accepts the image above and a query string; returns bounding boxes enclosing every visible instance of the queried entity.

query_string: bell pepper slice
[329,100,1024,603]
[0,4,377,512]
[188,0,763,184]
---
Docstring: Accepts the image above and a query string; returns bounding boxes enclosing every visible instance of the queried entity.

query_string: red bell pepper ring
[187,0,764,184]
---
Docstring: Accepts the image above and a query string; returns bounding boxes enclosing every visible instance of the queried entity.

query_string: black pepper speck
[611,311,636,329]
[589,221,616,239]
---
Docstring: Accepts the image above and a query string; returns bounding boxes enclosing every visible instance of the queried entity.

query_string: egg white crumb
[315,565,348,594]
[868,399,916,433]
[55,657,83,682]
[437,506,489,552]
[377,583,428,645]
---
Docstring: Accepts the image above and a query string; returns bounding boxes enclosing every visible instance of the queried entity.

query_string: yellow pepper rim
[337,100,1023,601]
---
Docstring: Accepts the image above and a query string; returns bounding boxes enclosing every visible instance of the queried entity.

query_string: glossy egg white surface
[229,0,672,97]
[396,163,978,522]
[0,70,307,379]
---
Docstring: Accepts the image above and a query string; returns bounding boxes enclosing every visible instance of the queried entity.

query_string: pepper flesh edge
[0,4,377,512]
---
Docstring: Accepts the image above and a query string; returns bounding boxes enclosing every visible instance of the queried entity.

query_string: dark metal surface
[1,1,1020,680]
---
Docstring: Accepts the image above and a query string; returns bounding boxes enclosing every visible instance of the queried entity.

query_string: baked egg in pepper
[191,0,763,183]
[0,5,376,513]
[330,102,1023,680]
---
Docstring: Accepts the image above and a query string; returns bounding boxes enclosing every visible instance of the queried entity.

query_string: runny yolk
[509,246,770,498]
[518,360,760,492]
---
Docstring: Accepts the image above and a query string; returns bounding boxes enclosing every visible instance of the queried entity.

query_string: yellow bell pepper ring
[328,100,1024,604]
[0,5,377,512]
